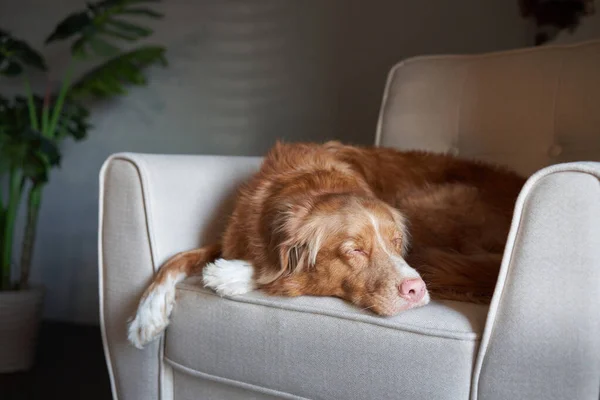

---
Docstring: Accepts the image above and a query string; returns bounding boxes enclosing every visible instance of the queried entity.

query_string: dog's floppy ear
[256,239,310,285]
[280,217,324,271]
[279,241,309,275]
[258,202,324,285]
[256,202,309,284]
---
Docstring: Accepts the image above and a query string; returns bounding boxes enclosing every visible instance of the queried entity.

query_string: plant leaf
[88,36,122,57]
[121,7,163,18]
[45,0,162,59]
[0,29,47,75]
[0,123,61,184]
[44,11,92,44]
[69,45,167,99]
[36,134,61,166]
[101,27,139,41]
[0,95,88,183]
[106,19,152,38]
[2,62,23,76]
[54,101,91,141]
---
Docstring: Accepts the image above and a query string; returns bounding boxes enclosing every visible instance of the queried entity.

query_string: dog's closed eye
[341,241,367,256]
[347,248,367,256]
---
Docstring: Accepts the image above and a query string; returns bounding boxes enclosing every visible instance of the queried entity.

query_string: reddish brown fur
[149,140,525,314]
[139,243,221,300]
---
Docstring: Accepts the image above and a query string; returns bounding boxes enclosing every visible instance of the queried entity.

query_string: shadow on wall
[59,0,532,157]
[160,0,533,153]
[0,0,531,324]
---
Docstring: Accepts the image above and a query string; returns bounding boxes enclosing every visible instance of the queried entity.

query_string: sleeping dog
[128,140,525,349]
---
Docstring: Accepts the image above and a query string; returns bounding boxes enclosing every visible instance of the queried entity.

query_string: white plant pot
[0,287,45,373]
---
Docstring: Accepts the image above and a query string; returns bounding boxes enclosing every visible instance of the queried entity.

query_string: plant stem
[0,204,5,289]
[19,183,42,289]
[24,78,40,131]
[0,179,5,211]
[47,63,74,138]
[41,81,51,134]
[1,169,22,290]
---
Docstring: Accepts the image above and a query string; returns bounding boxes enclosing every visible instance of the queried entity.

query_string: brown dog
[128,141,525,348]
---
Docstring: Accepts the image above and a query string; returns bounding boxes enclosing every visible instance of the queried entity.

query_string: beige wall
[0,0,531,324]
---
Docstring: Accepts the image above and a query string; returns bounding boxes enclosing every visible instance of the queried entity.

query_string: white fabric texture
[472,163,600,400]
[171,365,294,400]
[167,278,487,400]
[375,39,600,176]
[99,154,262,400]
[99,157,163,400]
[99,39,600,400]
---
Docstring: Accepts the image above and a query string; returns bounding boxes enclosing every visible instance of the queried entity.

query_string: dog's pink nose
[399,278,426,302]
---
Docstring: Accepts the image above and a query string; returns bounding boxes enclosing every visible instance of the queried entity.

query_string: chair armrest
[98,153,261,400]
[472,162,600,400]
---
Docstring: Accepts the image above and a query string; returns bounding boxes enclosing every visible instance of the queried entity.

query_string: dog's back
[245,141,526,302]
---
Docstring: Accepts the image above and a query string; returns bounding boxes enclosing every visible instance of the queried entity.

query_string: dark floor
[0,321,112,400]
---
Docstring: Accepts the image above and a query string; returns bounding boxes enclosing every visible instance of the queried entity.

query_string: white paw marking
[203,259,256,296]
[127,272,185,349]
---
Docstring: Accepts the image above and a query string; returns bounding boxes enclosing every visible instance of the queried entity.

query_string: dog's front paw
[127,279,178,349]
[203,259,256,296]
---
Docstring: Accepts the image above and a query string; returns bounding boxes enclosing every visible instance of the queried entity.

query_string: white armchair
[99,40,600,400]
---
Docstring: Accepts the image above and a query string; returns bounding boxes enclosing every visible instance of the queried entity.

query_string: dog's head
[264,194,430,316]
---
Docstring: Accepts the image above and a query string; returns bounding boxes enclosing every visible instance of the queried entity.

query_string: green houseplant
[0,0,167,372]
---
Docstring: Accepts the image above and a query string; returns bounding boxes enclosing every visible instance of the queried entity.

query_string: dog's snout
[398,278,426,302]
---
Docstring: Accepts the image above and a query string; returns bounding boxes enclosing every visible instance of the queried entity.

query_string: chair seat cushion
[165,277,489,400]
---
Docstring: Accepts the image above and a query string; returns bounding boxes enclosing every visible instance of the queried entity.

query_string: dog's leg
[407,249,503,304]
[127,244,221,349]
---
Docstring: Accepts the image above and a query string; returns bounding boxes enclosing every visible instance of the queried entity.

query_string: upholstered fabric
[472,162,600,400]
[99,154,262,400]
[100,40,600,400]
[376,40,600,176]
[172,368,288,400]
[99,158,163,400]
[171,367,289,400]
[166,277,487,400]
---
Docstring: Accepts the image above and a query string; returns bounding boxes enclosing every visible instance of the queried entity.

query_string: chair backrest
[375,39,600,176]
